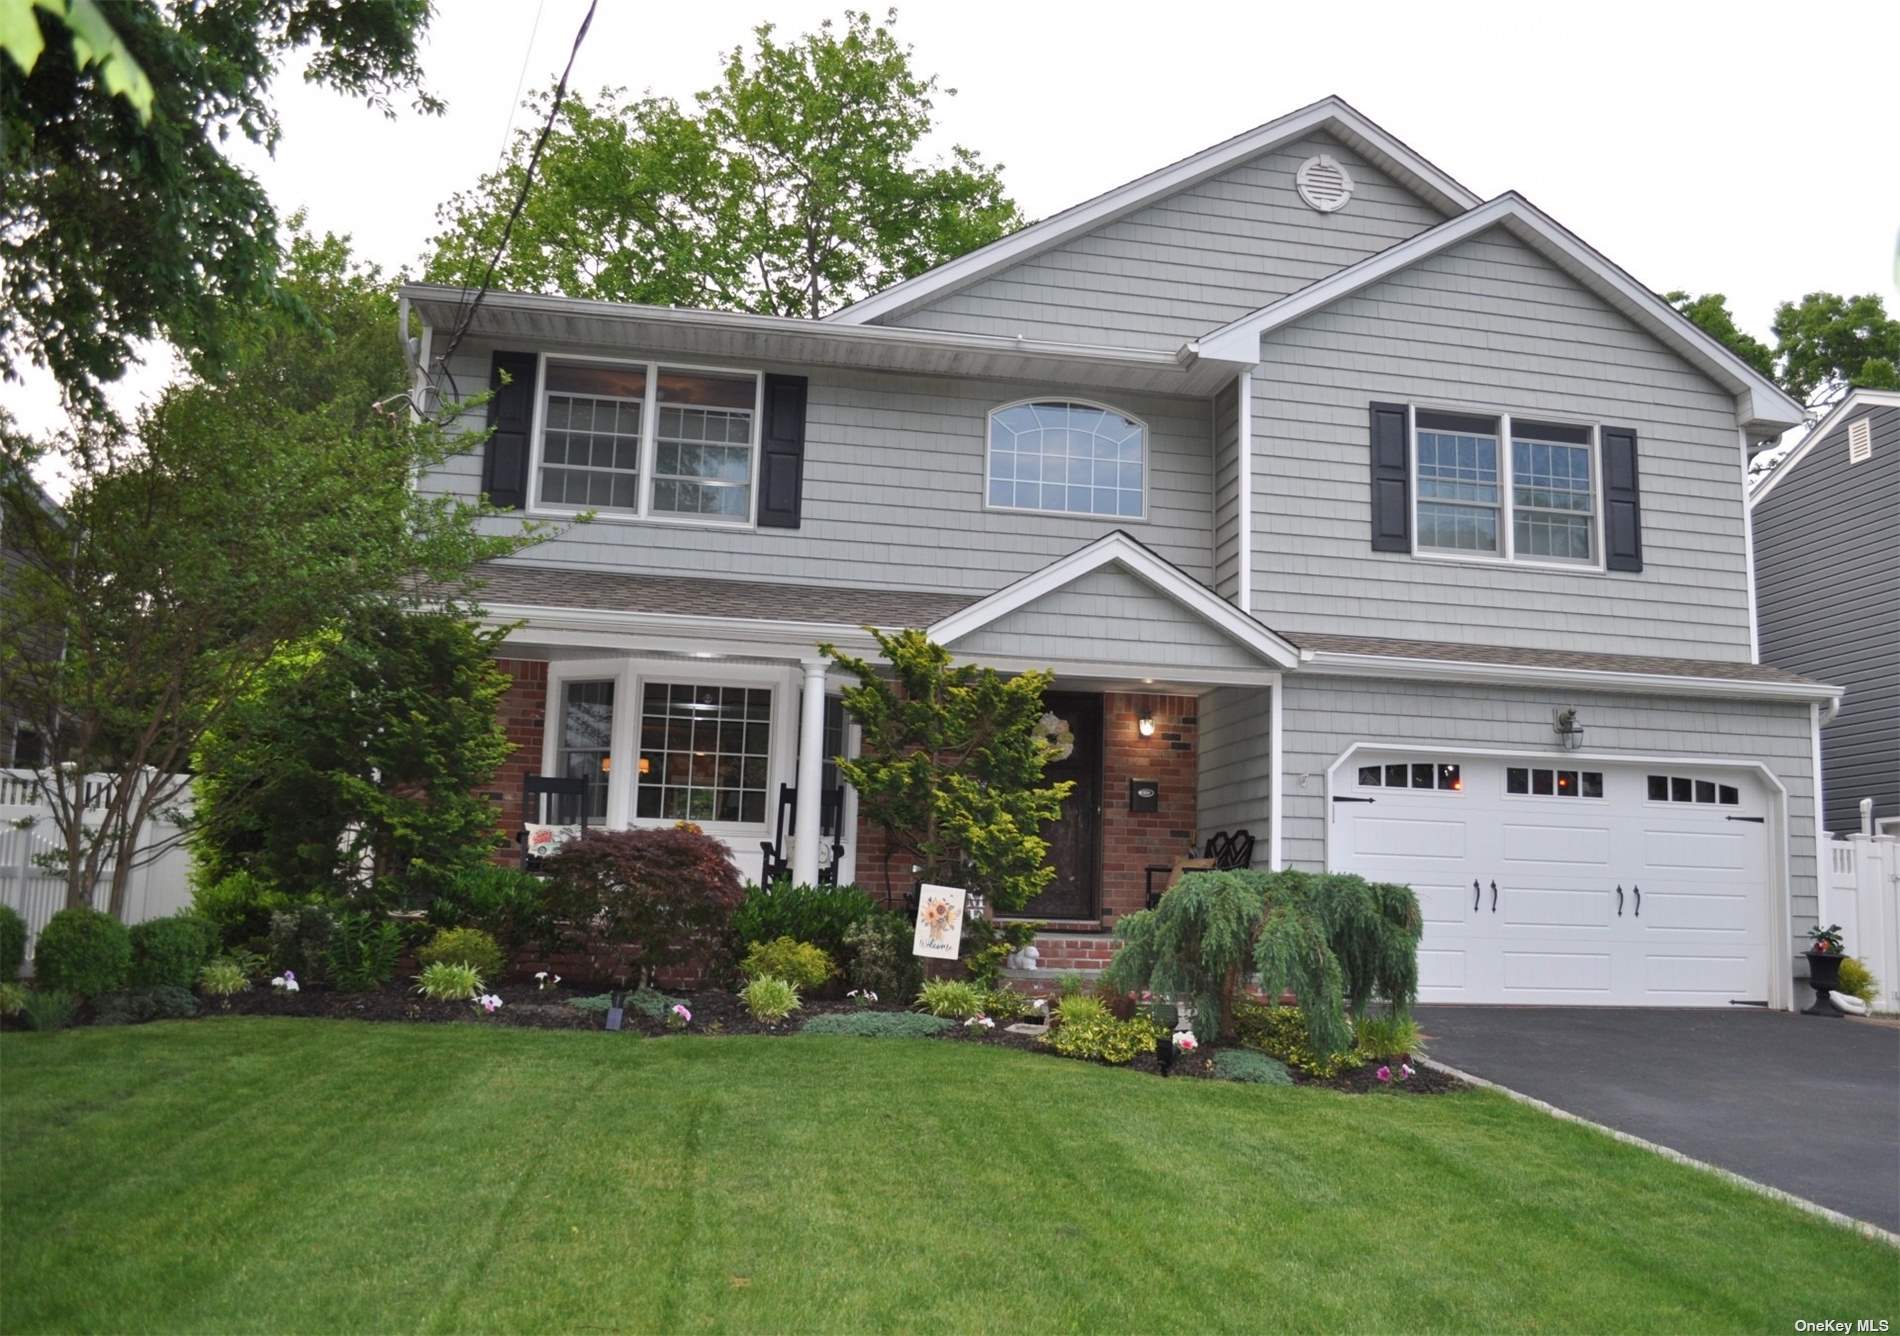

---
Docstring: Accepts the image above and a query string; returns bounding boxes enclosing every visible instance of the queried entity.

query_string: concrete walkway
[1415,1005,1900,1231]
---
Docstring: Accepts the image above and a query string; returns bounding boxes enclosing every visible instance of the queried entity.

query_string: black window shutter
[1601,425,1644,572]
[757,374,809,529]
[1368,401,1411,552]
[482,351,537,511]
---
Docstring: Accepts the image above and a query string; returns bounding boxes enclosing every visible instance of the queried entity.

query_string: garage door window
[1647,774,1740,805]
[1506,767,1603,799]
[1358,761,1462,792]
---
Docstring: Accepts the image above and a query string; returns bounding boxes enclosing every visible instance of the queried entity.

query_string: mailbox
[1128,778,1159,812]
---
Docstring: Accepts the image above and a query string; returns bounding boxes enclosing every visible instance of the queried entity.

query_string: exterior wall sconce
[1553,707,1584,752]
[1138,714,1156,738]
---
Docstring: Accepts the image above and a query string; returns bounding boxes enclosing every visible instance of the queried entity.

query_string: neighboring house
[1750,389,1900,836]
[403,95,1838,1011]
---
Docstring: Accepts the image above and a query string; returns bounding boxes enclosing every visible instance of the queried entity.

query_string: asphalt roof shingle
[1287,632,1827,687]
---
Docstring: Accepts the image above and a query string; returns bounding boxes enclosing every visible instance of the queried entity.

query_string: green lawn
[2,1021,1893,1333]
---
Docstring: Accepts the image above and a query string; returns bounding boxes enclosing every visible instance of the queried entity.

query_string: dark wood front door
[1023,692,1102,920]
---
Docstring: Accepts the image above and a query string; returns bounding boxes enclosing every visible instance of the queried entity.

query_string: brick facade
[1098,692,1198,923]
[489,658,549,865]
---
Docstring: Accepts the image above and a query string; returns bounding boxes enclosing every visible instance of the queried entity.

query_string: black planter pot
[1155,1038,1175,1077]
[1803,950,1846,1017]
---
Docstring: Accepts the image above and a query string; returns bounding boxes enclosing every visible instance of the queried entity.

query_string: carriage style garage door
[1331,752,1775,1006]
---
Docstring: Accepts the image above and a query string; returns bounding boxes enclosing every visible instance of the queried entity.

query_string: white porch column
[791,658,828,886]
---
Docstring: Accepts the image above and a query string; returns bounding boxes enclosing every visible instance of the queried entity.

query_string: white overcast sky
[10,0,1898,438]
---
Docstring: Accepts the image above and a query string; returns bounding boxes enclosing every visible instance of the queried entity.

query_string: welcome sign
[911,884,967,960]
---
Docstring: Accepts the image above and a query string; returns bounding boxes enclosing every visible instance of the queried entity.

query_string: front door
[1023,692,1102,919]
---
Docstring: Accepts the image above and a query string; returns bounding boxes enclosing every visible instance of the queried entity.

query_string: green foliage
[739,937,834,991]
[427,10,1020,320]
[842,910,922,1000]
[1352,1011,1421,1059]
[414,961,483,1002]
[92,986,199,1026]
[2,0,439,410]
[1104,870,1266,1043]
[540,827,744,988]
[731,881,876,961]
[565,989,682,1018]
[324,912,401,992]
[741,976,801,1023]
[33,907,131,996]
[198,959,252,999]
[1666,292,1775,379]
[417,928,505,981]
[1234,1001,1358,1079]
[128,915,215,990]
[19,988,77,1031]
[1771,292,1900,404]
[915,978,987,1019]
[0,903,25,981]
[191,608,516,906]
[191,872,301,950]
[266,905,335,985]
[798,1011,953,1038]
[1055,994,1108,1028]
[1056,971,1085,998]
[826,629,1071,911]
[0,980,27,1015]
[1044,1014,1165,1065]
[425,864,550,952]
[982,987,1030,1022]
[962,916,1040,988]
[1838,957,1880,1008]
[1212,1049,1293,1086]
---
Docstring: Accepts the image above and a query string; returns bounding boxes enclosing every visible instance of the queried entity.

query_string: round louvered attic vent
[1295,154,1354,212]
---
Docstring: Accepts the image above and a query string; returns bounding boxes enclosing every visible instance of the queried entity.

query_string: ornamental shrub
[191,871,307,949]
[129,915,216,990]
[799,1011,953,1038]
[0,980,25,1015]
[983,986,1030,1022]
[540,826,744,988]
[732,881,876,961]
[1054,994,1108,1028]
[741,975,801,1022]
[1351,1010,1421,1058]
[325,911,401,991]
[1838,956,1880,1007]
[739,937,833,991]
[1044,1014,1164,1065]
[94,986,199,1025]
[267,904,335,984]
[915,978,986,1019]
[427,863,548,951]
[1213,1048,1293,1086]
[0,903,26,981]
[1233,1000,1358,1078]
[414,960,483,1001]
[199,958,252,1000]
[842,911,921,999]
[417,926,505,980]
[20,988,77,1031]
[34,907,132,996]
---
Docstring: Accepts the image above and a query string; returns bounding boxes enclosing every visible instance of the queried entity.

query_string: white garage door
[1331,753,1774,1006]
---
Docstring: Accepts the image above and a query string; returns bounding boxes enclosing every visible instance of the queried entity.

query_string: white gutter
[1297,648,1846,708]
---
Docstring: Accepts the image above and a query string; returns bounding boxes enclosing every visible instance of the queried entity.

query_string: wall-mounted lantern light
[1553,707,1584,752]
[1138,714,1156,738]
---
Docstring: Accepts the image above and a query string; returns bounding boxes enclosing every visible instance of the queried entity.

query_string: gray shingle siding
[420,340,1216,594]
[885,132,1446,350]
[1212,378,1241,600]
[1250,226,1754,661]
[1753,404,1900,832]
[947,564,1264,670]
[1279,674,1820,959]
[1197,685,1274,840]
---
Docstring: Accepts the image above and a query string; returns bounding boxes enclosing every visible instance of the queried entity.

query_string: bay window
[636,682,773,824]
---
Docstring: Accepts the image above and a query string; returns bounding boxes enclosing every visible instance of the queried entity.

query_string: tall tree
[0,230,545,915]
[1668,289,1900,408]
[1664,291,1775,379]
[427,8,1023,319]
[2,0,439,411]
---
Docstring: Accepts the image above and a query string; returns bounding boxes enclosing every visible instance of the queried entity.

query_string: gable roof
[927,531,1300,669]
[1193,193,1807,436]
[824,95,1481,330]
[1748,388,1900,506]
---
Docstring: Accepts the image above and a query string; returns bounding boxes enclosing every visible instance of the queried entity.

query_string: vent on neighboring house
[1295,154,1354,213]
[1848,416,1872,463]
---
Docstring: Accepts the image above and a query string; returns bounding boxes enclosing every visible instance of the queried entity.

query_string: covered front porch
[477,533,1293,931]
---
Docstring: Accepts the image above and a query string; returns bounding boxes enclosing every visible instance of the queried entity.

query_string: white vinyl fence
[0,768,194,967]
[1824,832,1900,1013]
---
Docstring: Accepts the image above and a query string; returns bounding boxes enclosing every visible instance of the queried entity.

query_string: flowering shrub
[963,1014,995,1030]
[270,970,301,993]
[741,975,801,1022]
[540,826,744,988]
[534,971,562,991]
[415,960,483,1001]
[1172,1030,1198,1053]
[667,1003,692,1030]
[915,978,986,1019]
[475,993,504,1015]
[417,927,505,980]
[739,937,834,991]
[845,988,879,1008]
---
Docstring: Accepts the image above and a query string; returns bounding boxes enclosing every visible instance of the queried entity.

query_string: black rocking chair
[518,774,590,869]
[759,781,846,887]
[1144,828,1256,908]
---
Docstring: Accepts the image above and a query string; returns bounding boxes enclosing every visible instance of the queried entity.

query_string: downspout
[1811,700,1829,932]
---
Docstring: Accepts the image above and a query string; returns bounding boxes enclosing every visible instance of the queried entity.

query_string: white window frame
[540,656,799,839]
[527,352,766,530]
[983,397,1151,523]
[1406,403,1606,573]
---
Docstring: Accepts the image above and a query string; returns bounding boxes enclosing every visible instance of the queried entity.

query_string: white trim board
[1749,388,1900,506]
[927,530,1300,669]
[823,95,1481,328]
[1193,194,1806,436]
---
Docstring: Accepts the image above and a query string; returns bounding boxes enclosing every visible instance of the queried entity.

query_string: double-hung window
[1412,407,1600,566]
[535,359,760,524]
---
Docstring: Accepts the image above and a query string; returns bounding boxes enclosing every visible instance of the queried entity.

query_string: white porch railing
[0,769,195,966]
[1824,833,1900,1013]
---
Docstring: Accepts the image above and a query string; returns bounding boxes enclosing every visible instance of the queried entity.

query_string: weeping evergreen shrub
[1105,869,1421,1057]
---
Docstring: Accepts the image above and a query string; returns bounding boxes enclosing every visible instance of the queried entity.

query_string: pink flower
[1400,1063,1416,1080]
[671,1004,692,1022]
[1376,1065,1392,1082]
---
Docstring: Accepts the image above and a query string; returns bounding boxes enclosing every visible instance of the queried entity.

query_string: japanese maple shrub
[540,824,744,988]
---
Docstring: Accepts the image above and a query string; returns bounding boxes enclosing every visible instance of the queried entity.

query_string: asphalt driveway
[1415,1006,1900,1231]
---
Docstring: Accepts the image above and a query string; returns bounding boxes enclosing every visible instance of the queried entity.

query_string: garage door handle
[1490,880,1498,913]
[1472,879,1481,912]
[1632,884,1641,917]
[1616,885,1623,916]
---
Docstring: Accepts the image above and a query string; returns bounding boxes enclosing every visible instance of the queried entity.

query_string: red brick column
[488,658,548,865]
[1098,692,1197,923]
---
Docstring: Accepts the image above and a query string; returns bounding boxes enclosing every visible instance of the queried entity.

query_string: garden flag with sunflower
[912,884,968,960]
